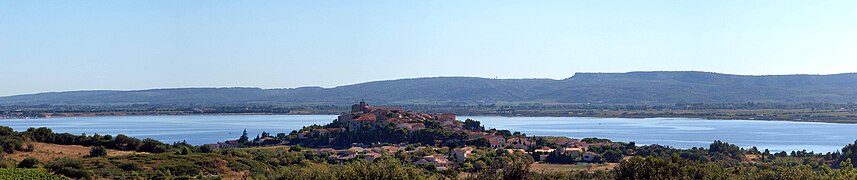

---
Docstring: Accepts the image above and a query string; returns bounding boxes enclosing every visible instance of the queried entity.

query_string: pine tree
[238,129,250,143]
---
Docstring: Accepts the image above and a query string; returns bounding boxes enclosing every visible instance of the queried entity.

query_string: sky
[1,1,856,96]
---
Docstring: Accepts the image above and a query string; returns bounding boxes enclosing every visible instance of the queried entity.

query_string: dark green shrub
[47,158,93,179]
[156,162,201,177]
[118,162,143,171]
[17,157,40,168]
[89,146,108,157]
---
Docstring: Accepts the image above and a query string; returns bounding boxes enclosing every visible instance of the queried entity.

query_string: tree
[114,134,141,150]
[290,145,303,152]
[138,138,167,153]
[238,129,250,143]
[26,127,54,142]
[463,119,484,132]
[466,138,490,147]
[0,126,13,136]
[424,163,437,171]
[89,146,107,157]
[603,150,624,163]
[200,144,214,153]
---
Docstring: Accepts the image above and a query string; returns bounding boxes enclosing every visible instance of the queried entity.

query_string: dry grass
[744,154,761,163]
[2,142,148,162]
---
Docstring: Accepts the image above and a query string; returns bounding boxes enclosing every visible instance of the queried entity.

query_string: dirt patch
[743,154,761,163]
[2,142,149,162]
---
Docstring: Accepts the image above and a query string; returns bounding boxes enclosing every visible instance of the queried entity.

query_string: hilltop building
[336,100,458,132]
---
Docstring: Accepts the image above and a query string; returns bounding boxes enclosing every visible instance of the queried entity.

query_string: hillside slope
[2,71,857,105]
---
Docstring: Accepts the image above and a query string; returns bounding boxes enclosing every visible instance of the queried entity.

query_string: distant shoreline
[5,111,857,124]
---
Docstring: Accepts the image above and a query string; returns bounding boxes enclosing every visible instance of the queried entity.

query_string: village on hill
[206,101,629,170]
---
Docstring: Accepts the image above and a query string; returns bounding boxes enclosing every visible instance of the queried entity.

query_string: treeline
[6,102,857,119]
[399,102,857,112]
[1,104,348,118]
[1,126,187,154]
[0,104,346,113]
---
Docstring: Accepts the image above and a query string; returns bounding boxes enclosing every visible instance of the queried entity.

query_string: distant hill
[3,71,857,105]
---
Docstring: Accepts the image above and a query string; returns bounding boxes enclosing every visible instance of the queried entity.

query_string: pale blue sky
[1,1,856,96]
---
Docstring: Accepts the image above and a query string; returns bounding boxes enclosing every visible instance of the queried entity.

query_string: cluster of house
[335,101,461,132]
[315,145,476,171]
[312,139,607,170]
[1,110,42,119]
[317,146,383,162]
[530,138,617,163]
[534,147,600,162]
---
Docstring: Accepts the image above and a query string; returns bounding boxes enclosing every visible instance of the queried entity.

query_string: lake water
[3,115,857,153]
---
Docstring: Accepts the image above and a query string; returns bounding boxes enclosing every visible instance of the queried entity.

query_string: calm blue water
[1,115,334,145]
[3,115,857,152]
[465,116,857,153]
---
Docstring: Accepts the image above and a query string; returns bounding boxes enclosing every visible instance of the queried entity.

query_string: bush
[156,162,201,177]
[17,157,40,168]
[47,158,92,179]
[1,138,25,154]
[179,146,191,155]
[89,146,108,157]
[0,158,18,168]
[118,162,143,171]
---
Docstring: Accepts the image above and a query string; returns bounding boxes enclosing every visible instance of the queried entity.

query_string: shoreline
[5,112,857,124]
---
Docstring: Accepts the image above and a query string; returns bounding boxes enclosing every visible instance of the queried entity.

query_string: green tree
[0,126,13,136]
[238,129,250,143]
[200,144,214,153]
[463,119,485,132]
[114,134,141,150]
[603,150,624,163]
[138,138,167,153]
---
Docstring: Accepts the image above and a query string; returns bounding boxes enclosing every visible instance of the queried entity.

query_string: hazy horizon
[4,70,857,97]
[3,1,857,96]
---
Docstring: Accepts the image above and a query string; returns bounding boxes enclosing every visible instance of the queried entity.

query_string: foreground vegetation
[3,125,857,179]
[0,168,66,180]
